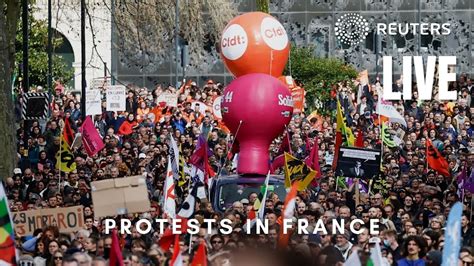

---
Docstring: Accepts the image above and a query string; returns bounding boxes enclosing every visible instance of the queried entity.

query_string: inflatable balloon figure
[220,12,290,77]
[221,74,293,175]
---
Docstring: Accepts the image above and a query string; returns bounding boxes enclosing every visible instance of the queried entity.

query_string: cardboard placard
[86,89,102,116]
[90,176,150,218]
[106,85,126,112]
[156,92,178,107]
[12,206,84,235]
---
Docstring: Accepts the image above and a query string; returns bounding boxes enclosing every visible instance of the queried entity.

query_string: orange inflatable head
[220,12,290,77]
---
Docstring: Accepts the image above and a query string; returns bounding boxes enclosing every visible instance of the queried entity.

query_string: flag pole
[217,120,243,177]
[188,234,193,254]
[355,178,360,206]
[58,122,63,194]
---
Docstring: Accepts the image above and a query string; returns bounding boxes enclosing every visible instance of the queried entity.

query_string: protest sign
[291,87,305,113]
[12,206,84,235]
[86,89,102,116]
[335,147,381,179]
[156,92,178,107]
[91,176,150,218]
[106,85,126,112]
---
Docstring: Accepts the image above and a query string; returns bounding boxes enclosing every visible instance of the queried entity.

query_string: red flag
[305,137,321,176]
[109,229,123,266]
[278,131,291,155]
[63,118,75,147]
[170,234,183,266]
[189,135,215,182]
[158,227,174,252]
[191,240,207,266]
[426,139,450,177]
[355,129,364,148]
[270,154,285,173]
[305,138,321,186]
[332,131,342,170]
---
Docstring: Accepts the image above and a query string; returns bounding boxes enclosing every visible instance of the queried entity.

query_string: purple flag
[465,169,474,193]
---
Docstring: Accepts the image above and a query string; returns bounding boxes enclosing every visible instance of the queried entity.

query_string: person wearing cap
[335,230,353,261]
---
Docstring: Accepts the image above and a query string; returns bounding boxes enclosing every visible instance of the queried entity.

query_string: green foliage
[15,13,74,89]
[256,0,269,13]
[285,46,358,113]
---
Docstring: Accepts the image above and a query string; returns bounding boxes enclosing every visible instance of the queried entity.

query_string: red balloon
[220,12,290,77]
[221,73,293,175]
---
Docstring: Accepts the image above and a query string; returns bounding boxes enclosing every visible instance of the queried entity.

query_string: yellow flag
[284,152,316,191]
[336,99,355,146]
[56,135,77,173]
[178,156,187,187]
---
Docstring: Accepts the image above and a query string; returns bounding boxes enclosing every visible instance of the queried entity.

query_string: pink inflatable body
[221,73,293,176]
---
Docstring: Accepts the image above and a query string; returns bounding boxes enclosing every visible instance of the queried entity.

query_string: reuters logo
[221,24,248,60]
[335,13,369,46]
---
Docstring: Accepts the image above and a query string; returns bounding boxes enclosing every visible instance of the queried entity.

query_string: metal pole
[104,62,107,78]
[175,0,179,87]
[111,0,116,85]
[47,0,52,92]
[81,0,86,119]
[417,0,421,55]
[22,0,29,92]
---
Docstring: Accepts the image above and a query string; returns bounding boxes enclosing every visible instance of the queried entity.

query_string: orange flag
[426,139,450,177]
[278,181,299,248]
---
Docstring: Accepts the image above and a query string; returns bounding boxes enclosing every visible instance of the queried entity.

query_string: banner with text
[156,92,178,107]
[106,85,126,112]
[86,90,102,116]
[12,206,84,235]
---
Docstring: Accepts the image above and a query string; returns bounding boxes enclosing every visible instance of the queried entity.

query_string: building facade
[36,0,473,90]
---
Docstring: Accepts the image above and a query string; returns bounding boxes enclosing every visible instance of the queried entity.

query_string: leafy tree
[285,46,358,113]
[0,0,21,179]
[15,12,74,88]
[256,0,269,13]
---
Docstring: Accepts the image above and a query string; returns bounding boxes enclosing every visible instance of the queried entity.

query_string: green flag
[382,123,396,148]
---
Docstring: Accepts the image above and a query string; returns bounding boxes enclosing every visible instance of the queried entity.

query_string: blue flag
[442,202,463,266]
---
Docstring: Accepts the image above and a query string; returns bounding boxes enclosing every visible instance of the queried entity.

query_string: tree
[15,12,74,88]
[103,0,236,72]
[285,46,358,113]
[0,0,21,180]
[256,0,269,13]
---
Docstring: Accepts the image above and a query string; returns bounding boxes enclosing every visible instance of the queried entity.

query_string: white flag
[376,102,407,127]
[163,157,176,219]
[344,251,362,266]
[257,171,271,220]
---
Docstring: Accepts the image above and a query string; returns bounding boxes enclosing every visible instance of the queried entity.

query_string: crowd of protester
[4,74,474,266]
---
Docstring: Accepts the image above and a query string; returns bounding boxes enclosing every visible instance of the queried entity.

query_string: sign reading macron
[106,85,126,112]
[12,206,84,235]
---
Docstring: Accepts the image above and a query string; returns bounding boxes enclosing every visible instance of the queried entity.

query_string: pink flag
[80,116,105,157]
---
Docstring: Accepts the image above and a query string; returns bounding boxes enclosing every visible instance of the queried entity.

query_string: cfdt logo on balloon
[220,12,290,77]
[221,24,248,60]
[261,17,289,51]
